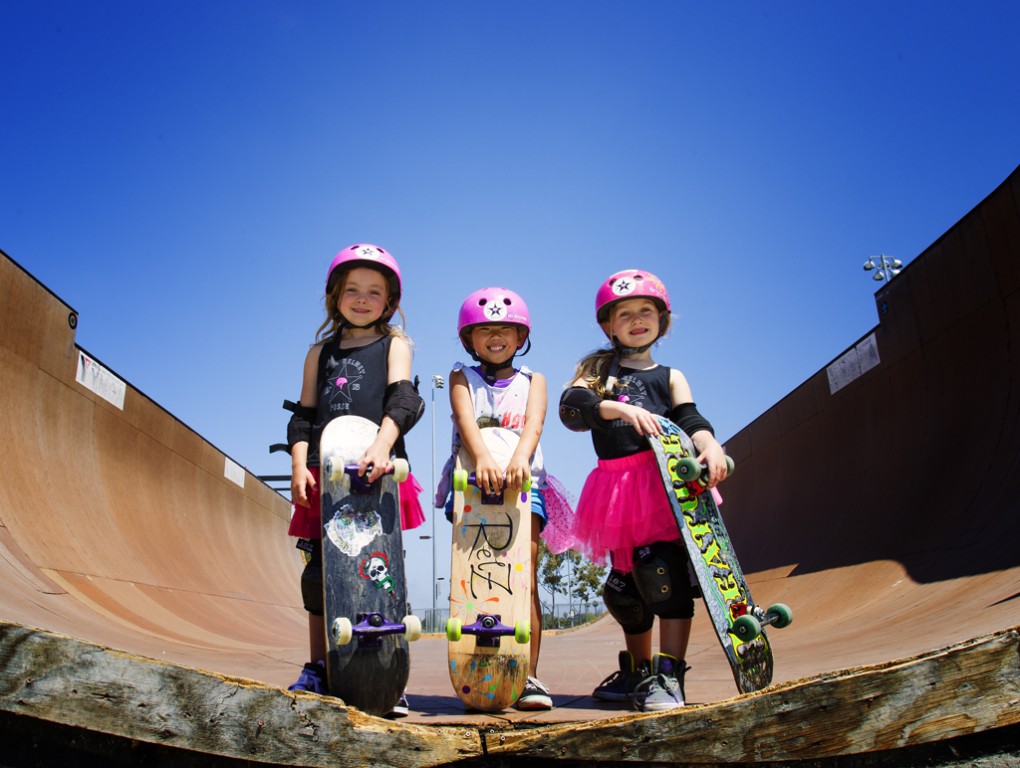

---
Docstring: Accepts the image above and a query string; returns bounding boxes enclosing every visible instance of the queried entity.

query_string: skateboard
[446,427,532,711]
[647,415,792,694]
[319,415,421,715]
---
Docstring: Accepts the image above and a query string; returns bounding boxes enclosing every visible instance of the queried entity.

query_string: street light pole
[863,254,903,283]
[430,374,445,628]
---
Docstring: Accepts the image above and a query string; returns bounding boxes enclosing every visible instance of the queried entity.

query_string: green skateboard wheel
[768,603,793,629]
[676,457,701,481]
[733,614,762,642]
[514,620,531,645]
[453,469,468,492]
[446,617,463,642]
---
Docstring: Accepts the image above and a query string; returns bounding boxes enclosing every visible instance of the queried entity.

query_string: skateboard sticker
[359,551,398,599]
[324,498,382,557]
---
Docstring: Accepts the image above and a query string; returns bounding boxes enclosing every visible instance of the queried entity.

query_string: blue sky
[3,1,1018,614]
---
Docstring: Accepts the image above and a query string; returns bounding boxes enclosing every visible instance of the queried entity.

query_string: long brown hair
[570,348,617,397]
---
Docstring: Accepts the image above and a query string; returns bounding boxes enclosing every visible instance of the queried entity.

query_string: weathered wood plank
[4,620,1020,766]
[0,622,478,768]
[489,627,1020,764]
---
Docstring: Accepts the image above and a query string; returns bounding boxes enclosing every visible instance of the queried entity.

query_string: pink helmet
[595,269,671,322]
[595,269,671,343]
[458,287,531,356]
[326,243,402,320]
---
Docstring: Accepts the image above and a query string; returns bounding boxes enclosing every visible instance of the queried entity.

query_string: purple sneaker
[288,661,326,694]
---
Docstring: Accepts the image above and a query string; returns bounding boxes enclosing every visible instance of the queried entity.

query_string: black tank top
[308,334,407,467]
[591,364,672,460]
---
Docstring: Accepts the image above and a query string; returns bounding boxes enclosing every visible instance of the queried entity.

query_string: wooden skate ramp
[3,164,1020,766]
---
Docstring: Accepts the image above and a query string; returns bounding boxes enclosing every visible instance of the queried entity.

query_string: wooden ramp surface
[2,165,1020,765]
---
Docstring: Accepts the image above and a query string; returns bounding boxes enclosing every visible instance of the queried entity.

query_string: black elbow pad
[559,387,611,432]
[384,380,425,434]
[669,402,714,437]
[284,399,316,449]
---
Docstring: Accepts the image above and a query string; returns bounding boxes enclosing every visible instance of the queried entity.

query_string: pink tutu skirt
[539,474,579,555]
[572,450,680,573]
[288,467,425,539]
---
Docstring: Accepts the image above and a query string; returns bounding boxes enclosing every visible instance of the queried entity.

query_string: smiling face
[603,297,663,348]
[336,267,391,328]
[467,324,526,367]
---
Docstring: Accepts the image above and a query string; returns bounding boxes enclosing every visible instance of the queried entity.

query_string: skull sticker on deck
[359,551,398,598]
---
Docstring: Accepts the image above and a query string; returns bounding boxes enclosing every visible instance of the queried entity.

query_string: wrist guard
[559,387,611,432]
[670,402,714,437]
[383,379,425,435]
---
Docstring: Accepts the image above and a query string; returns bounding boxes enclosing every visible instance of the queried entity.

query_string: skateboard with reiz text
[320,415,421,715]
[446,427,532,711]
[648,414,792,694]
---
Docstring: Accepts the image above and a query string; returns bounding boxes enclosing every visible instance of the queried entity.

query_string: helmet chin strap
[611,335,656,355]
[469,337,531,382]
[470,351,516,382]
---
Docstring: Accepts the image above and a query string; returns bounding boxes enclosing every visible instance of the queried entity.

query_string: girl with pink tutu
[435,287,576,711]
[559,269,728,713]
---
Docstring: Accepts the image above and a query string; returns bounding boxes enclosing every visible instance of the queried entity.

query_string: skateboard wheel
[676,457,701,481]
[324,456,343,483]
[453,469,469,492]
[767,603,793,629]
[446,617,462,642]
[391,458,410,483]
[332,617,353,646]
[733,614,762,642]
[514,620,530,645]
[521,476,531,493]
[403,614,422,641]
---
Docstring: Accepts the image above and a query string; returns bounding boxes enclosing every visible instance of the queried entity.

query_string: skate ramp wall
[717,164,1020,668]
[0,252,304,680]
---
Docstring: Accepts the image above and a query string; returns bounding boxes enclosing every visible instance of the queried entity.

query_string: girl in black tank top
[283,244,423,701]
[560,269,729,713]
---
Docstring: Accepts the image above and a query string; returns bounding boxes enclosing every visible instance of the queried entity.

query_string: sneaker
[634,654,688,712]
[515,676,553,710]
[288,661,327,694]
[387,692,409,718]
[592,651,651,702]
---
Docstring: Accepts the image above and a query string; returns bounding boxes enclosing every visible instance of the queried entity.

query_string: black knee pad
[602,569,654,635]
[632,541,695,620]
[299,539,324,616]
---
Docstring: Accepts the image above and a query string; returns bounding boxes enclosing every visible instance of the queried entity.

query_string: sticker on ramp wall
[76,351,127,410]
[224,457,245,488]
[826,333,880,394]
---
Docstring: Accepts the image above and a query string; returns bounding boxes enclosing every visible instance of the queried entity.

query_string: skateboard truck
[324,456,410,494]
[452,470,531,505]
[446,613,531,648]
[332,612,423,648]
[731,602,794,643]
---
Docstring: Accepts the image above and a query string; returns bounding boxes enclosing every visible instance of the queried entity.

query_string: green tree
[537,539,607,625]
